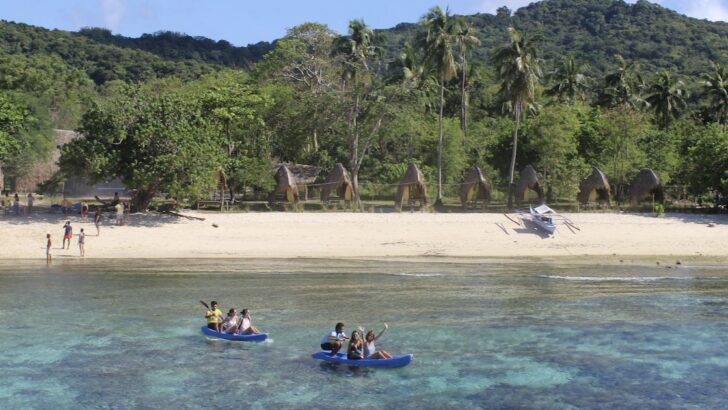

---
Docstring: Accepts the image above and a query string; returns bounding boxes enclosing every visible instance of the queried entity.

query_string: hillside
[2,0,728,84]
[382,0,728,77]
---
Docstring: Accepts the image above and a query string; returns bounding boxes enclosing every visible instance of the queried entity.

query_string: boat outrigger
[519,204,559,235]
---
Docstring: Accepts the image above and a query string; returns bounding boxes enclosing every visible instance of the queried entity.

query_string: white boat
[519,204,558,235]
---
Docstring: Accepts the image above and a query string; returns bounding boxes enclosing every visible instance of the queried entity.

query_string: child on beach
[46,234,52,263]
[78,228,85,257]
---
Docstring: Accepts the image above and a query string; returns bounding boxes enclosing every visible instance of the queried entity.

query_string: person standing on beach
[46,234,52,263]
[78,228,85,257]
[13,193,20,215]
[26,193,33,214]
[62,221,73,249]
[80,202,88,221]
[112,192,119,206]
[114,202,123,226]
[94,208,101,235]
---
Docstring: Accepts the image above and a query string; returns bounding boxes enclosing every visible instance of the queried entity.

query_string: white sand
[2,211,727,260]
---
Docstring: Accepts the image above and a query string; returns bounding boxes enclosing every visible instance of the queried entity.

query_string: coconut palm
[546,55,591,104]
[454,19,481,135]
[491,27,543,209]
[645,70,687,130]
[599,54,646,109]
[703,61,728,131]
[421,6,459,207]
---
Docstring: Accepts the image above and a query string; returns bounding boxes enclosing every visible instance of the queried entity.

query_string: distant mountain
[2,0,728,84]
[76,28,273,69]
[380,0,728,77]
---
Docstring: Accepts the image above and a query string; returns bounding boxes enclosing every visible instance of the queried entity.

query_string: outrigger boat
[519,204,558,235]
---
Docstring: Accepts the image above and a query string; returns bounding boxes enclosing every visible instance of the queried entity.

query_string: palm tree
[600,54,646,109]
[645,70,687,130]
[703,61,728,131]
[421,6,459,207]
[454,20,481,135]
[546,55,591,104]
[491,27,542,209]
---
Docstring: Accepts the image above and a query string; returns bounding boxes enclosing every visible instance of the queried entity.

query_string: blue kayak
[311,351,413,368]
[200,326,267,342]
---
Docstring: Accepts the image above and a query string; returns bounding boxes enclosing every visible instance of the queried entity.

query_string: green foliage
[686,124,728,194]
[59,84,225,210]
[525,104,587,200]
[599,106,652,199]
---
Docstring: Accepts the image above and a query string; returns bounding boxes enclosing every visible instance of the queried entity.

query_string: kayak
[200,326,267,342]
[311,351,413,368]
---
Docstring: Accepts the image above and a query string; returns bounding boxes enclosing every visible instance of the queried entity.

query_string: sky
[1,0,728,46]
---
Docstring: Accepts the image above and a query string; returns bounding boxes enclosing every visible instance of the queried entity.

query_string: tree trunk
[352,166,361,211]
[460,55,467,135]
[436,76,445,207]
[132,188,156,212]
[506,101,521,210]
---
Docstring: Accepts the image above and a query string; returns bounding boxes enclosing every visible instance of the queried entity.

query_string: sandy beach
[1,211,727,260]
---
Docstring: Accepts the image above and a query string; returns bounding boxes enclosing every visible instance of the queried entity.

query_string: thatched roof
[321,163,354,202]
[395,163,428,207]
[577,167,611,204]
[629,168,662,204]
[460,166,491,208]
[271,164,299,202]
[515,165,544,205]
[272,162,321,185]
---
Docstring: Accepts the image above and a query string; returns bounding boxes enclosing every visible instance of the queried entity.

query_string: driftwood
[163,211,206,221]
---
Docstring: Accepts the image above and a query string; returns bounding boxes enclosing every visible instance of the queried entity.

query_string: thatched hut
[395,163,428,208]
[577,167,611,205]
[321,163,354,203]
[515,165,544,205]
[270,164,299,203]
[460,167,491,209]
[271,162,321,200]
[629,168,663,204]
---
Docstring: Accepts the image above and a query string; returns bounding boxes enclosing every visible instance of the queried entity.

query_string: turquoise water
[1,259,727,409]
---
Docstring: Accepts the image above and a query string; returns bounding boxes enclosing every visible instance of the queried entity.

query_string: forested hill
[2,0,728,84]
[76,28,273,69]
[0,21,271,84]
[384,0,728,77]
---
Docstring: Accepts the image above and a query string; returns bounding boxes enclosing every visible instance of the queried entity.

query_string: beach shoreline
[1,211,727,261]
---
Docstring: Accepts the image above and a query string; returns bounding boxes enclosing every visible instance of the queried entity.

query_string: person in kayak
[320,322,348,355]
[364,324,392,359]
[238,309,260,335]
[347,330,365,360]
[221,308,240,334]
[205,301,224,332]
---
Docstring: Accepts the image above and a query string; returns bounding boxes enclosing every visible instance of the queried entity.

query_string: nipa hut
[577,167,611,205]
[395,163,428,208]
[271,162,321,200]
[320,163,354,204]
[460,167,491,209]
[270,164,299,203]
[628,168,663,204]
[515,165,544,205]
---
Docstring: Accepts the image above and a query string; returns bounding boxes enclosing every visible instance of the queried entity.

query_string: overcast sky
[1,0,727,46]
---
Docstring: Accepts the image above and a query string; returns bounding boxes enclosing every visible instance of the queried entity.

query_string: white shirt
[320,329,346,344]
[242,317,251,330]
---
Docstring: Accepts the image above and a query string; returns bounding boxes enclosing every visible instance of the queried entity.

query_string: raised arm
[375,323,388,341]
